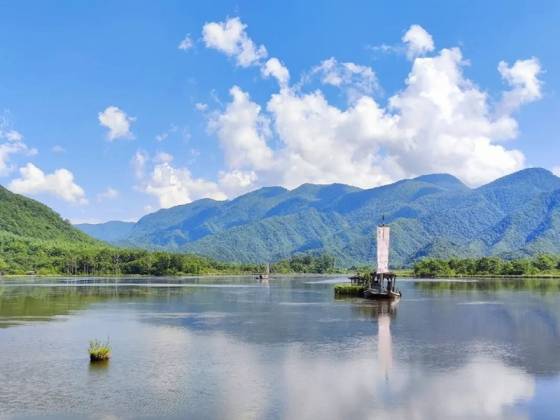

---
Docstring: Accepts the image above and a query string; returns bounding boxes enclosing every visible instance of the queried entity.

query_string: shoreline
[0,272,348,280]
[3,272,560,281]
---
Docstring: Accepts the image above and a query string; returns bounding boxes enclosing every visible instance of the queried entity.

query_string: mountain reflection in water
[0,276,558,419]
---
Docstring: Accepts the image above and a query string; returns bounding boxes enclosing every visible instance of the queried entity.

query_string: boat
[350,222,401,300]
[256,263,270,280]
[363,272,401,300]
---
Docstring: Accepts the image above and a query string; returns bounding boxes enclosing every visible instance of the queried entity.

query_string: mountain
[75,221,135,243]
[75,168,560,266]
[0,185,97,244]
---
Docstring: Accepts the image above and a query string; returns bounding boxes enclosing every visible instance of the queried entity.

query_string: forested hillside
[76,168,560,266]
[0,185,96,244]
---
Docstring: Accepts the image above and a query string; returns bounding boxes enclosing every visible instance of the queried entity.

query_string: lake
[1,276,559,419]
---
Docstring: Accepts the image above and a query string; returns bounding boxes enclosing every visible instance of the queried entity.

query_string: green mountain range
[75,168,560,266]
[0,185,96,245]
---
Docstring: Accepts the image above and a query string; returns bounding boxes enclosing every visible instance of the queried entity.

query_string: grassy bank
[413,255,560,278]
[334,284,366,297]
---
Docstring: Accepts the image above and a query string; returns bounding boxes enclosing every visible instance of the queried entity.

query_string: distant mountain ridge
[75,168,560,266]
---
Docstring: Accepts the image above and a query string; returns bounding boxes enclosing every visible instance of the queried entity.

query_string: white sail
[376,225,390,273]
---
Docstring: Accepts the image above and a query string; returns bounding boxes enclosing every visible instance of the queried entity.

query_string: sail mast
[376,223,390,274]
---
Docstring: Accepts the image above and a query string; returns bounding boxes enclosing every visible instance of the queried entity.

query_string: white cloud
[97,187,119,201]
[385,47,525,185]
[308,57,378,100]
[210,86,273,172]
[195,102,209,112]
[51,145,66,154]
[262,57,290,87]
[144,161,226,208]
[3,129,23,142]
[498,58,542,114]
[202,17,267,67]
[367,43,401,55]
[0,120,34,176]
[218,169,258,197]
[265,88,397,188]
[0,142,27,176]
[8,163,87,204]
[98,106,135,141]
[142,21,542,207]
[552,166,560,177]
[402,24,435,59]
[133,151,227,209]
[204,26,541,191]
[131,149,149,179]
[178,35,193,51]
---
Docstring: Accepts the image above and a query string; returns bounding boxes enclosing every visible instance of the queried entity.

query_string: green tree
[0,256,8,273]
[533,254,556,271]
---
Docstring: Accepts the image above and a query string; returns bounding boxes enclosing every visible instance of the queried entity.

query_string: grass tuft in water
[88,339,111,362]
[334,283,366,297]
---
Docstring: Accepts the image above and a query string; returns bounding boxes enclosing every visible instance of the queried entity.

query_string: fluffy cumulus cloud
[498,57,542,114]
[8,163,87,204]
[98,106,135,140]
[262,58,290,87]
[202,17,288,90]
[132,150,226,209]
[0,118,36,176]
[145,19,541,207]
[202,17,267,67]
[210,86,273,172]
[384,47,525,185]
[402,24,435,59]
[144,161,226,208]
[193,19,542,195]
[308,57,378,100]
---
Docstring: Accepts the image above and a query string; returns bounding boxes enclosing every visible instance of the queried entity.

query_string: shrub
[334,283,366,297]
[88,339,111,362]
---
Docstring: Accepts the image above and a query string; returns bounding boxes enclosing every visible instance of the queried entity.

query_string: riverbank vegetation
[89,339,111,362]
[0,232,343,276]
[334,284,365,297]
[413,255,560,278]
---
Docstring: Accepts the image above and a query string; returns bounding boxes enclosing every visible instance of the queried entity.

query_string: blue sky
[0,0,559,223]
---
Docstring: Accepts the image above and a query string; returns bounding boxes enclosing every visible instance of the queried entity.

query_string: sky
[0,0,559,223]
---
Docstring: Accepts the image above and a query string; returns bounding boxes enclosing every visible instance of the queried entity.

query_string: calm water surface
[1,276,560,419]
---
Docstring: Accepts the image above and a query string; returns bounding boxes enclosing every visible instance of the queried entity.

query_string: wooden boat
[364,289,401,300]
[363,272,401,300]
[256,263,270,280]
[350,222,401,300]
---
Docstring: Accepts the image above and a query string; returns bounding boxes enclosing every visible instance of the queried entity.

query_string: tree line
[0,232,340,276]
[413,255,560,277]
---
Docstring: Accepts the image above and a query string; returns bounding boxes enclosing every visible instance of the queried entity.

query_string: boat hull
[363,288,401,300]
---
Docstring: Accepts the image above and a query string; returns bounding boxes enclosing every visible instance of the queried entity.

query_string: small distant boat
[256,263,270,280]
[350,222,401,300]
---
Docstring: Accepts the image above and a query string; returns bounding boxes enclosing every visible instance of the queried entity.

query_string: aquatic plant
[334,284,366,297]
[88,339,111,362]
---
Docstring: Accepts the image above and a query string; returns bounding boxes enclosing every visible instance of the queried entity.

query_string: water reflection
[0,277,558,419]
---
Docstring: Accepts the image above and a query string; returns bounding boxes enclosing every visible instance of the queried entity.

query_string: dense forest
[413,255,560,278]
[0,184,345,276]
[0,231,341,276]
